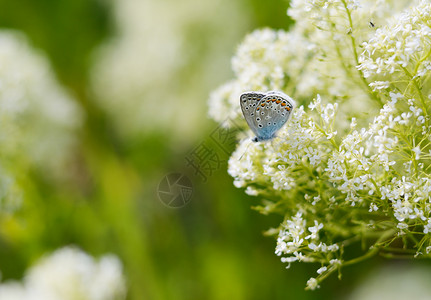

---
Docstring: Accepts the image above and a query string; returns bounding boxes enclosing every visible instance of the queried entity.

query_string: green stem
[341,0,359,64]
[379,253,415,259]
[343,229,395,266]
[402,67,428,116]
[413,47,431,76]
[316,264,339,283]
[382,247,417,254]
[340,0,384,106]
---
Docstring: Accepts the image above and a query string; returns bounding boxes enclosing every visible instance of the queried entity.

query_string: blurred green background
[0,0,405,299]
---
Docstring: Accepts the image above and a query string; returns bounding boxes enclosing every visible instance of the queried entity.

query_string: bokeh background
[0,0,430,299]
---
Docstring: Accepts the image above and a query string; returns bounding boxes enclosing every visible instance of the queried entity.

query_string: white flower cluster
[0,247,126,300]
[229,97,346,286]
[0,31,82,210]
[208,28,316,124]
[208,27,314,125]
[210,0,431,289]
[230,90,431,287]
[91,0,248,140]
[0,31,82,167]
[359,1,431,79]
[209,0,416,133]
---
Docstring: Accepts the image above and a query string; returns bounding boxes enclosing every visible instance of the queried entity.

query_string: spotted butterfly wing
[240,91,266,139]
[240,91,295,142]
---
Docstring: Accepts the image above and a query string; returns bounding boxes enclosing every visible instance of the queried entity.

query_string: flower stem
[343,229,395,266]
[340,0,384,106]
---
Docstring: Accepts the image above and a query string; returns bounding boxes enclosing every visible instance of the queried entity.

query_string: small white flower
[326,131,338,139]
[412,146,421,160]
[305,221,323,239]
[327,244,339,252]
[245,186,259,196]
[350,118,357,129]
[397,222,409,231]
[369,81,390,91]
[369,203,378,212]
[309,243,317,251]
[311,196,322,206]
[308,95,321,111]
[281,256,299,268]
[306,277,320,290]
[424,219,431,234]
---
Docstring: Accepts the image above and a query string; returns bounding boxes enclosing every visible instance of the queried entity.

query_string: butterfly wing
[253,91,295,140]
[240,91,266,137]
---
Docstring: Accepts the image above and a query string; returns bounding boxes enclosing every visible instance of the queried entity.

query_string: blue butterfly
[240,91,295,142]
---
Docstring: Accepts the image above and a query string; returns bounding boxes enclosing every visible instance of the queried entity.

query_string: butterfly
[240,91,295,142]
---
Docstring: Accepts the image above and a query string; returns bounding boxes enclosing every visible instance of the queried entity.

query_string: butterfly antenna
[238,140,252,161]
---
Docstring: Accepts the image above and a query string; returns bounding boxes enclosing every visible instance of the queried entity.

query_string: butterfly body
[240,91,295,142]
